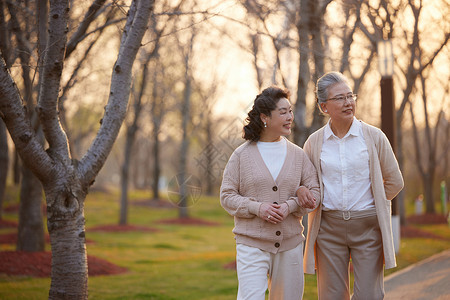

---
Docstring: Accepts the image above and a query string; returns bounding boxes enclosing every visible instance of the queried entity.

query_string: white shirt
[320,118,375,211]
[257,137,287,180]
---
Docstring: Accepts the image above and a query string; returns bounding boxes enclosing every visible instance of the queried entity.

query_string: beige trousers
[316,210,384,300]
[236,242,304,300]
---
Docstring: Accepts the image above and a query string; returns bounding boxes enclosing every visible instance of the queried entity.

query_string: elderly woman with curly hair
[220,86,320,300]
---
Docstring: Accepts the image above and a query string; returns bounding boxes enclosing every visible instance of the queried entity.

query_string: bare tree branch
[0,0,12,67]
[79,0,154,185]
[65,0,107,58]
[36,0,71,165]
[0,57,53,183]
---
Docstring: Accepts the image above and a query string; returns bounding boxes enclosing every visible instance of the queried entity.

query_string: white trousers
[236,242,304,300]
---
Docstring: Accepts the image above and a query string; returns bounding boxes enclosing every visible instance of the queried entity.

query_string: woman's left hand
[296,186,316,209]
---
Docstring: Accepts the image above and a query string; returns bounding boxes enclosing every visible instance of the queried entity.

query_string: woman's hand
[259,203,284,224]
[296,186,316,209]
[279,203,289,219]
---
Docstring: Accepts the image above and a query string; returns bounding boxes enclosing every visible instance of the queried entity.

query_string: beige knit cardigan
[303,121,404,274]
[220,138,320,254]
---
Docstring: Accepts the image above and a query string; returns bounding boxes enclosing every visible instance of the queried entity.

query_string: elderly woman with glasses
[302,71,404,300]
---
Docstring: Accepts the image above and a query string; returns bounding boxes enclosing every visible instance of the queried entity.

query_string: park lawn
[0,189,448,299]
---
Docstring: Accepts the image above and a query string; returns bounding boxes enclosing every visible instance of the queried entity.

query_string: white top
[320,118,375,211]
[257,137,287,180]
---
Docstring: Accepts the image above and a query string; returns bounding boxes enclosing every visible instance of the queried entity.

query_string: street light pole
[378,39,400,253]
[378,40,397,214]
[380,77,395,147]
[380,77,397,215]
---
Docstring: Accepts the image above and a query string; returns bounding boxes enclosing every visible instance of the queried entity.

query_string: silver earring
[324,109,327,112]
[264,122,267,128]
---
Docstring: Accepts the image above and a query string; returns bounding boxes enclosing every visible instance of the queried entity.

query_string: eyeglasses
[326,94,357,102]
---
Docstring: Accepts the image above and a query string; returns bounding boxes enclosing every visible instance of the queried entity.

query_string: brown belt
[322,208,377,221]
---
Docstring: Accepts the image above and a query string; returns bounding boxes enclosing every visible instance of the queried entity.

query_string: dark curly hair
[243,86,290,142]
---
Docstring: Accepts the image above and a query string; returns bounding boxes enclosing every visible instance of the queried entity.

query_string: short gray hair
[316,71,350,104]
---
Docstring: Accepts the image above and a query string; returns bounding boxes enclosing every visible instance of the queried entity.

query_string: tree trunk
[119,67,145,225]
[150,68,162,201]
[119,101,141,225]
[12,0,46,251]
[179,74,191,218]
[13,149,20,185]
[45,178,88,300]
[0,120,8,219]
[309,0,326,135]
[205,115,214,196]
[17,165,45,251]
[293,0,310,146]
[152,124,160,200]
[423,173,435,213]
[119,130,132,225]
[250,33,263,90]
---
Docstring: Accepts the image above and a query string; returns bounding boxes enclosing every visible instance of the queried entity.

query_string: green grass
[1,188,449,299]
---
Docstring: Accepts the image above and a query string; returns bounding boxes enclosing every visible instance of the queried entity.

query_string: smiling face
[260,98,293,142]
[320,82,356,125]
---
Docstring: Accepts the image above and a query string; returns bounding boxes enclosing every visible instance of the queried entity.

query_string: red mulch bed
[89,224,159,233]
[0,219,18,228]
[0,232,94,245]
[157,217,219,226]
[3,204,46,215]
[133,199,175,209]
[0,251,127,277]
[406,213,448,225]
[401,226,449,240]
[0,232,51,244]
[0,223,147,277]
[402,213,449,240]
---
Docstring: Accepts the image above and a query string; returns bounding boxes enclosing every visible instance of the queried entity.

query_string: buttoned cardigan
[220,138,320,254]
[303,121,404,274]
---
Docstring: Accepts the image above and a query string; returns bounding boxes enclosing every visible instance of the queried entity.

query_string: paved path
[384,249,450,299]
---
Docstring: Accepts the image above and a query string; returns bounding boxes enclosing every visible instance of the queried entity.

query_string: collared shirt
[257,137,287,180]
[320,117,375,211]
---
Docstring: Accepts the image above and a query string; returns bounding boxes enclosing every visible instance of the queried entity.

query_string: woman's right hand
[259,203,284,224]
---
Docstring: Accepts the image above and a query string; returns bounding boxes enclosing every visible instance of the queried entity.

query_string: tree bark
[13,150,21,185]
[309,0,327,136]
[119,129,132,225]
[119,61,147,225]
[152,124,161,200]
[150,75,162,201]
[9,0,47,252]
[17,165,45,251]
[46,177,89,300]
[0,0,12,67]
[293,0,310,146]
[205,115,214,195]
[177,28,195,218]
[250,33,263,90]
[0,120,7,219]
[179,74,191,218]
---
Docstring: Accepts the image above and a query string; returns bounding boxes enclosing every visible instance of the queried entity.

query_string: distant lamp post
[378,40,395,154]
[378,39,400,253]
[378,40,394,77]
